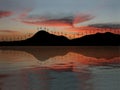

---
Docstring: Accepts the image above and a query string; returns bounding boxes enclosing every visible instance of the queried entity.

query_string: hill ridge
[0,30,120,46]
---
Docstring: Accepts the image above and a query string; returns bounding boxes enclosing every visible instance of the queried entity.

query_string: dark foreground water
[0,46,120,90]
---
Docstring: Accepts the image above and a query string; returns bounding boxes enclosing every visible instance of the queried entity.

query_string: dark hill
[23,30,69,45]
[0,30,69,46]
[0,31,120,46]
[71,32,120,45]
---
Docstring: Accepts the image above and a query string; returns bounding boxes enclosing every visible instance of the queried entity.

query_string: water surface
[0,46,120,90]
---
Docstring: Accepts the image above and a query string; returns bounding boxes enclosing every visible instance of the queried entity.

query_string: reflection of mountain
[1,46,119,61]
[0,46,119,70]
[0,46,69,61]
[0,31,120,45]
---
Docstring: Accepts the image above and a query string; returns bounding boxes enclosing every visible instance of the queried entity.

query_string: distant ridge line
[0,30,120,46]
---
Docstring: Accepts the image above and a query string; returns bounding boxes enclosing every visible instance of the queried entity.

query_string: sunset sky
[0,0,120,38]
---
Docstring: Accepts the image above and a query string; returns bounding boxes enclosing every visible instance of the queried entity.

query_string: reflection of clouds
[0,67,92,90]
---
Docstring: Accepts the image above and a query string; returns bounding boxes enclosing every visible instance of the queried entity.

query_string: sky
[0,0,120,34]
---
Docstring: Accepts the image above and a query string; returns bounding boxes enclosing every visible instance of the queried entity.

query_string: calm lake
[0,46,120,90]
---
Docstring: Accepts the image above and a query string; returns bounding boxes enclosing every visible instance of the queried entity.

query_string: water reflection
[0,46,120,90]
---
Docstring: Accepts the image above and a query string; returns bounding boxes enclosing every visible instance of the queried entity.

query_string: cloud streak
[22,16,74,27]
[0,30,20,34]
[89,23,120,29]
[0,11,12,18]
[15,10,94,27]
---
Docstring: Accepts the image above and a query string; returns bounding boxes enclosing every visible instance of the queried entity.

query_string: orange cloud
[0,11,12,18]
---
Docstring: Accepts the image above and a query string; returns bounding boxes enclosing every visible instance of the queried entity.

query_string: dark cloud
[89,23,120,29]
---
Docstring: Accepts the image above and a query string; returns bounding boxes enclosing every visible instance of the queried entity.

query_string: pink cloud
[15,10,94,27]
[0,11,13,18]
[73,14,94,25]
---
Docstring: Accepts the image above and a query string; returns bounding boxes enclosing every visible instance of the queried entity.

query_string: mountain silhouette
[71,32,120,45]
[25,31,69,45]
[0,30,120,46]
